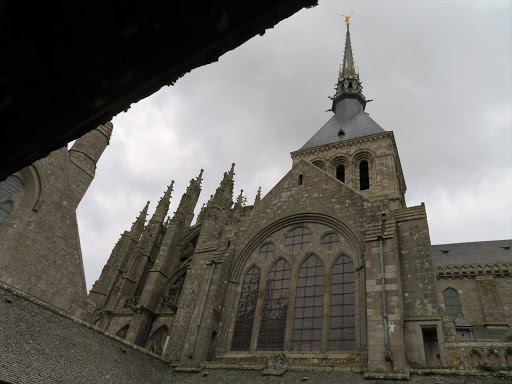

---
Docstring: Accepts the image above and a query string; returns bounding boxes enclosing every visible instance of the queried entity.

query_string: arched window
[443,288,462,319]
[231,266,261,351]
[0,175,23,200]
[292,255,325,351]
[330,255,355,351]
[144,326,169,355]
[359,160,369,190]
[0,202,13,225]
[312,160,326,171]
[116,325,129,339]
[336,165,345,183]
[257,259,291,351]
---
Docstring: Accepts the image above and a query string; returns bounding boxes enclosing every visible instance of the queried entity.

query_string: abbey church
[1,16,511,383]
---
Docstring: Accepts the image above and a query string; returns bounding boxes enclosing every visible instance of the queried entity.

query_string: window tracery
[330,255,355,350]
[292,255,325,351]
[258,243,275,260]
[285,227,311,252]
[321,233,341,252]
[231,266,261,351]
[257,259,291,351]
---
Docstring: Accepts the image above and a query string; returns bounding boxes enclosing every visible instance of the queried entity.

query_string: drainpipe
[379,214,392,361]
[190,261,216,356]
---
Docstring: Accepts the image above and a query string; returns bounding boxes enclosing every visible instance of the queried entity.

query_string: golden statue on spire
[344,12,353,26]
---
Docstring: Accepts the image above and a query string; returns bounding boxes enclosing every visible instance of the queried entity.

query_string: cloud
[77,0,512,290]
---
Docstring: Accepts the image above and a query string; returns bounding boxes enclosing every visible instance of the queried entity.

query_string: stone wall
[0,282,173,384]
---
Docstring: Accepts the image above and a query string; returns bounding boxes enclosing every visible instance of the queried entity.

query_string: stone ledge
[0,281,167,363]
[364,371,410,380]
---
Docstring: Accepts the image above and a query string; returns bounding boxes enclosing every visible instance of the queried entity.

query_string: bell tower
[291,15,406,209]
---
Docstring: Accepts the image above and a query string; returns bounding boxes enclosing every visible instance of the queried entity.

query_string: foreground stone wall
[0,282,173,384]
[0,124,112,317]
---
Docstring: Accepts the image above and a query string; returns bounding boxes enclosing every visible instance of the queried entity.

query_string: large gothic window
[292,255,325,351]
[257,259,291,350]
[231,266,261,351]
[359,160,369,190]
[443,288,462,319]
[330,255,356,350]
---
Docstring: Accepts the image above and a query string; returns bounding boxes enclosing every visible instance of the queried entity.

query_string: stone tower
[0,123,113,317]
[291,16,406,210]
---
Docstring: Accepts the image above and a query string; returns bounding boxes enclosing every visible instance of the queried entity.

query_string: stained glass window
[257,259,291,350]
[330,255,355,351]
[321,233,340,251]
[285,227,311,252]
[292,255,325,351]
[231,266,261,351]
[258,243,275,260]
[443,288,462,319]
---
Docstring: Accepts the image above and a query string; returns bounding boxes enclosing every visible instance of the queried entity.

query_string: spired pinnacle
[254,187,262,204]
[151,181,174,222]
[130,200,149,235]
[331,13,366,113]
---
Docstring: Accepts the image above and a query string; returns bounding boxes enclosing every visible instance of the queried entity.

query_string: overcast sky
[76,0,512,290]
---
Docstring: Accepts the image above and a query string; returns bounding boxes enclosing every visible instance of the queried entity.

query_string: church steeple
[331,14,366,113]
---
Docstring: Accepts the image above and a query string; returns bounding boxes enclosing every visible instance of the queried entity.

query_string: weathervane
[242,195,248,207]
[343,12,353,26]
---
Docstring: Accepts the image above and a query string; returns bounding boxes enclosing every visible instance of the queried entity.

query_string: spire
[331,14,366,113]
[151,181,174,223]
[254,187,262,204]
[130,201,149,237]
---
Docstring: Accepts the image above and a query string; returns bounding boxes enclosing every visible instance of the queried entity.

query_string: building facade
[1,17,511,381]
[81,17,512,377]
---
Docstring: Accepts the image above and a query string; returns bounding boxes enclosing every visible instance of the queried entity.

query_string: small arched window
[0,202,13,225]
[292,255,325,351]
[116,325,129,339]
[443,288,462,319]
[330,255,356,351]
[257,259,291,351]
[144,326,169,355]
[336,165,345,183]
[359,160,369,190]
[231,266,261,351]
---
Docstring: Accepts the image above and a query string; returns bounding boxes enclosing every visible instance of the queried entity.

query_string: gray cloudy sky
[76,0,512,290]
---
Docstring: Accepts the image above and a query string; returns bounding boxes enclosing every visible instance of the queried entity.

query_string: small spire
[197,169,204,183]
[151,181,174,222]
[130,201,149,234]
[331,13,366,113]
[254,187,262,204]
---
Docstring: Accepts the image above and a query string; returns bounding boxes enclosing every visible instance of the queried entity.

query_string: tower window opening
[336,165,345,183]
[298,175,303,185]
[359,160,369,190]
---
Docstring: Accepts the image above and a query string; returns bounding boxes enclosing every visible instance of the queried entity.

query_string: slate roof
[300,105,386,150]
[432,239,512,265]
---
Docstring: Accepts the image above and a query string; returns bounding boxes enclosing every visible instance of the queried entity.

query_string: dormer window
[338,128,345,136]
